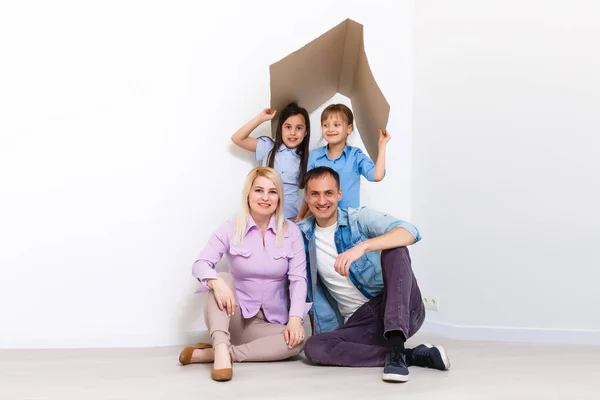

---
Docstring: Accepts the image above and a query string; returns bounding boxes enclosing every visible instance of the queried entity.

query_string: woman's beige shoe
[211,351,234,382]
[178,343,213,365]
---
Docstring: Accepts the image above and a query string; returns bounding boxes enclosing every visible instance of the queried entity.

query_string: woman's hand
[284,316,305,348]
[208,277,238,317]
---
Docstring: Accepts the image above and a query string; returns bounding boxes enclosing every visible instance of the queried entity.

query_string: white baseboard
[420,319,600,346]
[4,321,600,349]
[0,330,209,350]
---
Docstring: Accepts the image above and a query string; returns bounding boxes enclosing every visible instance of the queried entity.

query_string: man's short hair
[303,166,341,190]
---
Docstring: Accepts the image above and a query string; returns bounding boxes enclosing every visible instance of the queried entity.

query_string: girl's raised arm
[231,108,277,152]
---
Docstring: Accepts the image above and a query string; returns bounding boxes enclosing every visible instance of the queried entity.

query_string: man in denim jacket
[297,167,450,382]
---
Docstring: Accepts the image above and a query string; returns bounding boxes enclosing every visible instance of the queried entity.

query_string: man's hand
[334,243,367,277]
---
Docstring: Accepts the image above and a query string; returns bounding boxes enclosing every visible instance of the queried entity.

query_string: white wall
[0,0,413,348]
[412,0,600,343]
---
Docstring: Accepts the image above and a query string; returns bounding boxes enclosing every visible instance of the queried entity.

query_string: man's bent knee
[303,335,320,363]
[381,246,409,261]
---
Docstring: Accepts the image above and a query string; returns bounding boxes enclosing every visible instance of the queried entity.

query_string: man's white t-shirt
[314,222,369,322]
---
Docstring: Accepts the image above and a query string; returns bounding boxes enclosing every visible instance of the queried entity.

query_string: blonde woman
[179,167,309,382]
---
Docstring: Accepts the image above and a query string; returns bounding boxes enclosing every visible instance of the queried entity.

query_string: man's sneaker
[410,343,451,370]
[382,347,409,382]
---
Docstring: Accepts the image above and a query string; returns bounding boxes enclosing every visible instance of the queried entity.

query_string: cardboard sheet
[270,19,390,160]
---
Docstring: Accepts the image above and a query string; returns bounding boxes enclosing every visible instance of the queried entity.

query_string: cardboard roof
[270,18,390,160]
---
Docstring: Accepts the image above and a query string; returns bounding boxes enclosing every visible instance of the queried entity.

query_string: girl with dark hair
[231,102,311,221]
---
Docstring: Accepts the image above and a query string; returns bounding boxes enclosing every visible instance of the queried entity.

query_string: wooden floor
[2,334,600,400]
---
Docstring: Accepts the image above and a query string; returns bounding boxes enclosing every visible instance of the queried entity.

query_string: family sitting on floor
[178,103,450,382]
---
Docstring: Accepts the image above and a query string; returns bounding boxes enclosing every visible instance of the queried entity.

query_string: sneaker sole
[424,343,451,370]
[382,373,409,382]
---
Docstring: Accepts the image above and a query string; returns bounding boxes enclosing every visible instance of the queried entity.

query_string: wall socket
[423,295,439,311]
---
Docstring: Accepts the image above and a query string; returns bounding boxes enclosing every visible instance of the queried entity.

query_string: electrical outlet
[422,295,439,311]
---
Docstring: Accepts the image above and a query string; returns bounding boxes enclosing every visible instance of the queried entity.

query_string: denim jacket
[297,207,421,334]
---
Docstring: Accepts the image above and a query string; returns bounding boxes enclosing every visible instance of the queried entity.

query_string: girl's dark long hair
[267,102,311,189]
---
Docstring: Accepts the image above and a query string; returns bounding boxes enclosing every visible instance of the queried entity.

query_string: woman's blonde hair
[232,166,287,246]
